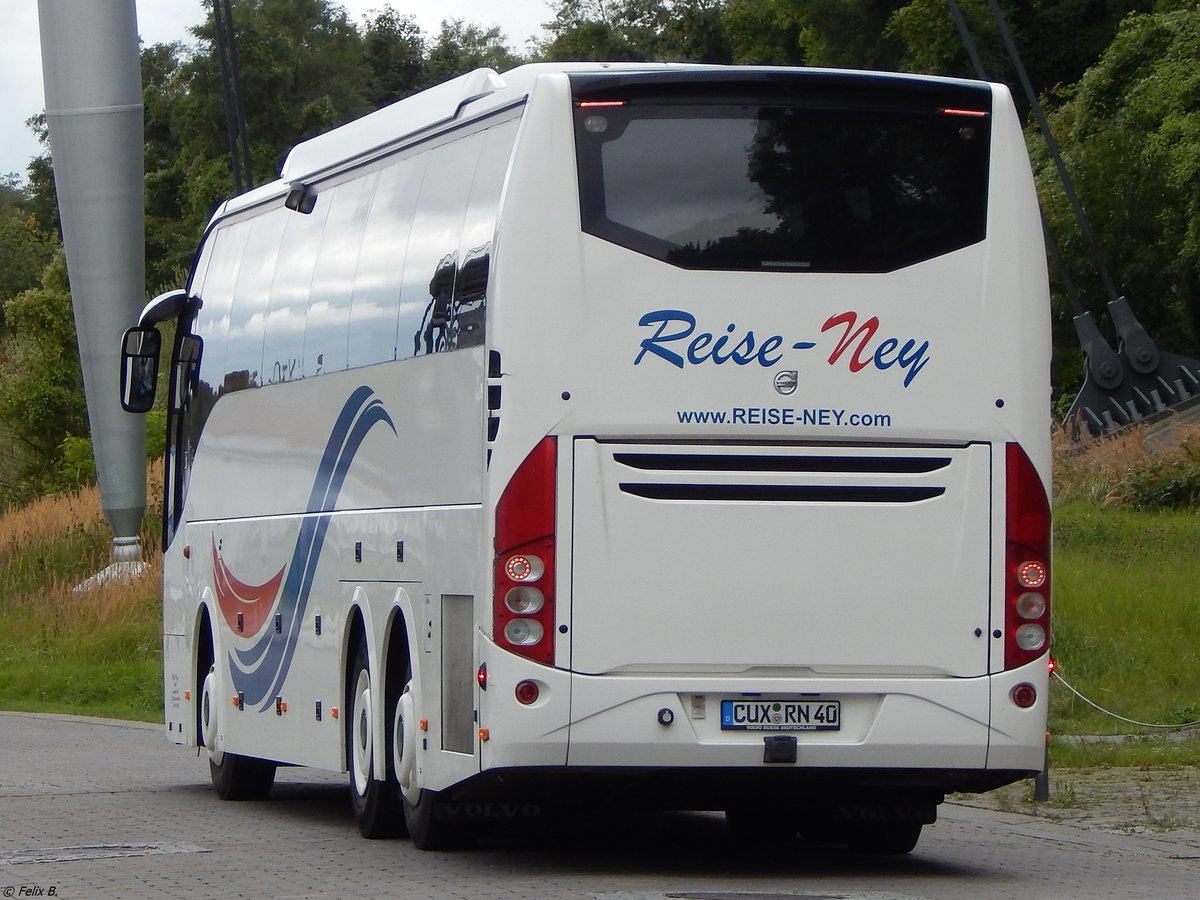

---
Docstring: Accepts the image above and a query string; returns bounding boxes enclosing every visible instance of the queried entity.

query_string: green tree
[168,0,373,230]
[889,1,1153,91]
[361,6,428,105]
[425,20,522,84]
[539,0,730,62]
[0,177,59,323]
[0,252,88,502]
[788,0,908,69]
[1034,3,1200,382]
[22,114,59,238]
[142,41,196,289]
[723,0,806,65]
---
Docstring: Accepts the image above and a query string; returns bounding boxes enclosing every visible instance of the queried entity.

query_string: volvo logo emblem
[773,370,798,395]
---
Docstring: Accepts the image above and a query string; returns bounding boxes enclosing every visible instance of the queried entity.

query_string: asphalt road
[1,712,1197,899]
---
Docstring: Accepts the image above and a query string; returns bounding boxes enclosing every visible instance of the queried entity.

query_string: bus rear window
[573,84,991,273]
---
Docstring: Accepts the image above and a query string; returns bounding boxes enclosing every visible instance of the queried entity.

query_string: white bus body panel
[570,440,991,677]
[164,355,488,791]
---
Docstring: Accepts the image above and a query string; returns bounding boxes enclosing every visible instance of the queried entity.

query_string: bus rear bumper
[478,645,1049,793]
[445,764,1027,810]
[561,665,1047,779]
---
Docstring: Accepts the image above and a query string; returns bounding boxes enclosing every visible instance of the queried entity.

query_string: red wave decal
[213,536,286,638]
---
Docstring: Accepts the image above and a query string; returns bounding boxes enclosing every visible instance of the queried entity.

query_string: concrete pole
[37,0,146,560]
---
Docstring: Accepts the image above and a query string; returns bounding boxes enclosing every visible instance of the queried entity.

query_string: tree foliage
[539,0,732,61]
[361,6,427,105]
[1035,3,1200,393]
[0,176,58,325]
[426,20,523,83]
[0,253,89,501]
[8,0,1200,504]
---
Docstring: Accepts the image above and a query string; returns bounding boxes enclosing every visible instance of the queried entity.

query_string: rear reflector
[1010,683,1037,709]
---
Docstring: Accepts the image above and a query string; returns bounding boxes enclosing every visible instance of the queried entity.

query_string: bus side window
[348,154,425,368]
[451,119,519,349]
[224,209,287,393]
[264,188,330,385]
[402,132,484,357]
[304,174,376,378]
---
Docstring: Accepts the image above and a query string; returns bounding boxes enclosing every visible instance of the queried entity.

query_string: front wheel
[347,638,404,838]
[201,666,275,800]
[209,753,276,801]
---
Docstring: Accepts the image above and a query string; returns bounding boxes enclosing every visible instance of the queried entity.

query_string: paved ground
[2,712,1199,899]
[954,761,1200,833]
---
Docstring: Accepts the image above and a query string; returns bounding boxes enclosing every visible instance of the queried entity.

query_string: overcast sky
[1,0,554,183]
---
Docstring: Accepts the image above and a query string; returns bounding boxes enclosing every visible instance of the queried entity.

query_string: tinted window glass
[348,156,426,367]
[225,209,286,391]
[303,174,376,377]
[451,119,519,350]
[262,194,331,385]
[574,86,990,273]
[400,132,484,357]
[191,220,248,396]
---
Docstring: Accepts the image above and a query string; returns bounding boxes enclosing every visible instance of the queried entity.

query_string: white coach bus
[121,62,1052,853]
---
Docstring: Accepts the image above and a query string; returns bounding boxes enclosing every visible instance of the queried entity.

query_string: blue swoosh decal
[228,386,396,709]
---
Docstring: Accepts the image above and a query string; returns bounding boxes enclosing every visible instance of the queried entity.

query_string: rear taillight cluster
[493,437,557,665]
[1005,442,1051,670]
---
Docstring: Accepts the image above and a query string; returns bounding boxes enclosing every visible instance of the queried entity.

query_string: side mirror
[120,326,161,413]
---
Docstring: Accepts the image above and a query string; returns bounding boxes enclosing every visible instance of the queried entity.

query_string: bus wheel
[347,638,403,838]
[202,666,275,801]
[397,663,473,850]
[724,805,799,842]
[393,684,417,803]
[848,821,923,855]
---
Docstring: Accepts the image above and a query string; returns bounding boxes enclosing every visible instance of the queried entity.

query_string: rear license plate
[720,699,840,731]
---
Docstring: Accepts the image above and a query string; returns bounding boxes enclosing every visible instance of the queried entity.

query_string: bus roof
[216,62,995,222]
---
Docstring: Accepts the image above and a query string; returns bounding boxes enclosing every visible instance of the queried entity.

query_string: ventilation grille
[613,453,950,474]
[613,451,951,505]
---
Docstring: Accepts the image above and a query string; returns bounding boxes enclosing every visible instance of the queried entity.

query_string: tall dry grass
[1053,421,1200,507]
[0,464,165,720]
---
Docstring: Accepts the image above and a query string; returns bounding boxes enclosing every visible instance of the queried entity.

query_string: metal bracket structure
[1064,298,1200,439]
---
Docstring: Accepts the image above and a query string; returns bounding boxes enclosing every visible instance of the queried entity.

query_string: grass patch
[1050,500,1200,736]
[0,473,164,721]
[1046,424,1200,761]
[1049,736,1200,768]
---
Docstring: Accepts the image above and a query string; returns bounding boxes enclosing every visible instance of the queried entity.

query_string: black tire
[347,635,404,838]
[396,650,473,850]
[847,820,923,854]
[724,805,800,842]
[403,787,474,851]
[199,651,275,801]
[209,753,276,801]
